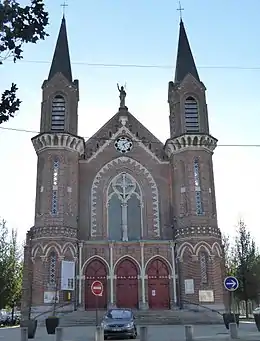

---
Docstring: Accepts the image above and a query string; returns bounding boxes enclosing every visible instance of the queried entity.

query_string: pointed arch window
[107,172,142,241]
[193,158,203,215]
[51,95,65,131]
[185,96,199,133]
[200,251,208,284]
[49,251,57,288]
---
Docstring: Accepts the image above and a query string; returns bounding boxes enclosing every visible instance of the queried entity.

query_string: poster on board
[61,260,75,291]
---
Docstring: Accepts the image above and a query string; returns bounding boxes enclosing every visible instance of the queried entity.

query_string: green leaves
[0,83,21,123]
[223,219,260,316]
[0,219,22,309]
[0,0,49,122]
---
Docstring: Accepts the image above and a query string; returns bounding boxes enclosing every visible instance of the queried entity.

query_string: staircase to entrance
[56,309,223,327]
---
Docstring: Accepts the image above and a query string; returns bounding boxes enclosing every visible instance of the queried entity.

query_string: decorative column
[140,242,148,310]
[109,242,114,307]
[170,242,177,307]
[78,242,83,306]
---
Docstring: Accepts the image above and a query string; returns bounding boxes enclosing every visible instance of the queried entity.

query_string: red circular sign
[91,280,103,296]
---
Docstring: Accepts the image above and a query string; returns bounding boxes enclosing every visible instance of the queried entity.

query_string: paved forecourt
[0,323,259,341]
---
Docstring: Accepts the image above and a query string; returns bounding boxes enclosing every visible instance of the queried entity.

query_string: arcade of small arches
[177,241,223,261]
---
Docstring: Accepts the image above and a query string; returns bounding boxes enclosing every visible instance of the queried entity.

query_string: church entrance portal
[85,259,107,310]
[147,258,170,309]
[116,259,139,308]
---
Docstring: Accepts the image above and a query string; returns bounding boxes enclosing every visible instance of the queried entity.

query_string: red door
[147,259,170,309]
[85,259,107,310]
[116,259,139,308]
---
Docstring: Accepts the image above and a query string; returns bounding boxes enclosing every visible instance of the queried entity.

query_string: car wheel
[130,330,137,339]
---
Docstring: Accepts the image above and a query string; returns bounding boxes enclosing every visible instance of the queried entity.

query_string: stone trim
[175,226,221,238]
[165,134,217,156]
[32,133,85,155]
[90,156,160,238]
[82,125,168,165]
[32,226,77,239]
[177,241,222,261]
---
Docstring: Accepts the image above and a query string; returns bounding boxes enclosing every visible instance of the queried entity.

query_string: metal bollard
[229,323,238,339]
[21,327,28,341]
[140,326,148,341]
[95,326,104,341]
[56,327,63,341]
[184,325,194,341]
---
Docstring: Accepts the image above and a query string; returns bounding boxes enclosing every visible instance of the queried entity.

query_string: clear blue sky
[1,0,260,245]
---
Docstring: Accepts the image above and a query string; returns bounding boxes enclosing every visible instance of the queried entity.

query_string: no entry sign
[91,280,103,297]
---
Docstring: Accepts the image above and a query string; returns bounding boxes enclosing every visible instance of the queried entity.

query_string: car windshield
[106,309,132,319]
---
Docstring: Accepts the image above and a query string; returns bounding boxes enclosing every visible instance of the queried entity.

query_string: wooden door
[116,259,139,308]
[85,259,107,310]
[147,258,170,309]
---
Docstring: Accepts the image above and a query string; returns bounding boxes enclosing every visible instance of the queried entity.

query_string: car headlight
[125,322,134,328]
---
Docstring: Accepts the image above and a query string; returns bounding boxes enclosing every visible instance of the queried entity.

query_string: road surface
[0,322,259,340]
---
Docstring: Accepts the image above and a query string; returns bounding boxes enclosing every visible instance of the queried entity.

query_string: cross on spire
[61,1,68,17]
[177,1,184,20]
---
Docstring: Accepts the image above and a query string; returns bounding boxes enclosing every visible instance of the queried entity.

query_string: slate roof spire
[48,16,72,82]
[174,19,200,83]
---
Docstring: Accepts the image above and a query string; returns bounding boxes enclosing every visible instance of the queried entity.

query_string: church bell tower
[165,19,225,310]
[32,16,84,230]
[21,17,84,317]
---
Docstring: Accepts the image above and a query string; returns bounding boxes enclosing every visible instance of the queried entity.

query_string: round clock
[114,136,133,153]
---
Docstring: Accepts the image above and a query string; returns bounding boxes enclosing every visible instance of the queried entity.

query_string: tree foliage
[0,0,49,124]
[0,219,23,309]
[234,220,259,303]
[223,219,260,317]
[222,233,235,276]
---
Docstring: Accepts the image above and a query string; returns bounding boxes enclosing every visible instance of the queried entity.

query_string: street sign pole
[95,294,98,327]
[231,291,236,323]
[91,280,104,327]
[223,276,239,325]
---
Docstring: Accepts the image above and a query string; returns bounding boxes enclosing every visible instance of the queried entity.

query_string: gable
[83,110,168,164]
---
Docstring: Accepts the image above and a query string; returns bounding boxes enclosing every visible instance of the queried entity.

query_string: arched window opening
[200,251,208,284]
[107,173,142,241]
[51,95,65,131]
[184,96,199,133]
[49,251,57,288]
[193,158,203,215]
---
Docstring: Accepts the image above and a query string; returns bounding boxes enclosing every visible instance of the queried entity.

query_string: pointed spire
[174,20,200,83]
[48,17,72,82]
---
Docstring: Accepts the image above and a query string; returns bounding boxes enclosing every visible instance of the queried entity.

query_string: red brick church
[21,16,225,317]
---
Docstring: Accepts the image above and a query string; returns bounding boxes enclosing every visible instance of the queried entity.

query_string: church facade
[21,17,225,317]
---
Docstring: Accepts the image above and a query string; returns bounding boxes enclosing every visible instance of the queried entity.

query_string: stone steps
[57,309,223,327]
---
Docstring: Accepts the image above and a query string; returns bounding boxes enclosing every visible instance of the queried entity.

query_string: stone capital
[191,255,199,262]
[40,255,48,263]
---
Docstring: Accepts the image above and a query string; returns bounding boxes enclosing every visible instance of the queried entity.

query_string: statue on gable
[117,83,126,109]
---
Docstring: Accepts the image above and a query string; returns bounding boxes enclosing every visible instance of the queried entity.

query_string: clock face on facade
[114,136,133,153]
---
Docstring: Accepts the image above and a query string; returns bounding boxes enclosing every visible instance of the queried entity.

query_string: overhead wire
[0,126,259,147]
[4,59,260,70]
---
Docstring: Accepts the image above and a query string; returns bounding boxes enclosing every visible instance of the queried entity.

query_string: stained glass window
[107,173,142,241]
[200,252,208,284]
[194,159,203,215]
[49,252,57,287]
[51,160,59,215]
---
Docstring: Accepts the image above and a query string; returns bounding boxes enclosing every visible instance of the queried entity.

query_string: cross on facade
[177,1,184,20]
[61,1,68,16]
